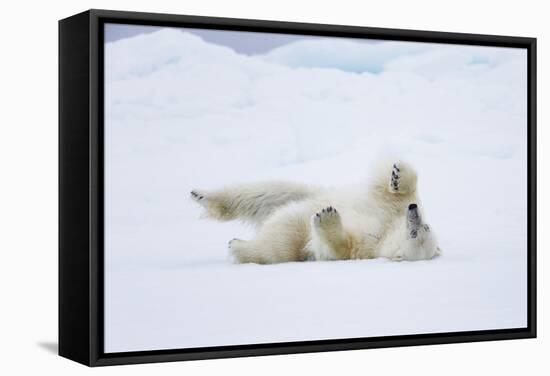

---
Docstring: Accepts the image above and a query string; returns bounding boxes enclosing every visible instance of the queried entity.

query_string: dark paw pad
[390,163,400,191]
[314,206,339,225]
[191,190,205,201]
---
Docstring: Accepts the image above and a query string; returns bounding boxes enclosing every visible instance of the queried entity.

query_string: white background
[0,0,547,374]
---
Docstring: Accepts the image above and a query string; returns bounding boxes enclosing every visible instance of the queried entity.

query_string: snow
[103,27,528,352]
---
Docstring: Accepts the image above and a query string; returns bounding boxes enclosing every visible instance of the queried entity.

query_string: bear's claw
[190,190,207,203]
[313,206,341,227]
[390,162,401,193]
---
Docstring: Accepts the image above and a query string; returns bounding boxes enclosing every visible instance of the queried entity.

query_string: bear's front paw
[312,206,341,229]
[389,163,401,193]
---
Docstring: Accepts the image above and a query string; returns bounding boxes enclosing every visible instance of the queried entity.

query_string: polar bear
[191,161,441,264]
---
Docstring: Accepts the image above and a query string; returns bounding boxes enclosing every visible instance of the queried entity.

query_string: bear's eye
[423,224,430,232]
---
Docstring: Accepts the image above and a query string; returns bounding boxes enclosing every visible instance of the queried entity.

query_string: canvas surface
[103,25,527,352]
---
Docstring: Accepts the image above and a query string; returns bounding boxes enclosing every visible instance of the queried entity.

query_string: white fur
[191,160,441,264]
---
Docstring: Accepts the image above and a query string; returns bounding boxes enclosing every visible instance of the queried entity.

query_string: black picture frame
[59,9,537,367]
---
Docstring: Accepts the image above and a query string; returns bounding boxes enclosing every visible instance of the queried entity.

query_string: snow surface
[103,27,528,352]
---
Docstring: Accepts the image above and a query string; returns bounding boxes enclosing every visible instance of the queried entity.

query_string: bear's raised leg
[310,207,350,260]
[191,181,314,226]
[389,163,400,193]
[386,161,418,195]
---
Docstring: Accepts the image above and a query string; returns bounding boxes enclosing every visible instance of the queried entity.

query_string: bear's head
[393,203,442,261]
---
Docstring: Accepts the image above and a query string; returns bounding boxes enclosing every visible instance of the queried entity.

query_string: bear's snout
[407,203,422,240]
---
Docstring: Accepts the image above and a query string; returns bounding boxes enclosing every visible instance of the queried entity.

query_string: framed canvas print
[59,9,536,366]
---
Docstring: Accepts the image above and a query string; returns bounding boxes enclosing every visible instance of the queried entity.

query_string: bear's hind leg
[229,237,305,264]
[228,209,311,264]
[191,181,314,226]
[228,238,264,264]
